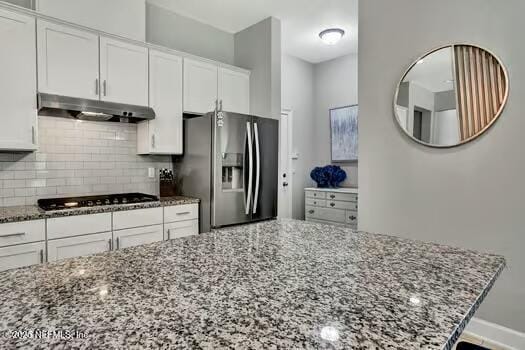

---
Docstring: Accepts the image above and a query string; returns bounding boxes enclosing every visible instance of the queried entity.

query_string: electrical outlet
[148,167,155,178]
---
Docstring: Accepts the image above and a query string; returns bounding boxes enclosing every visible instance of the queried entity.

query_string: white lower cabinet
[112,207,163,231]
[0,220,45,247]
[165,220,198,240]
[47,232,112,262]
[0,203,199,270]
[113,224,163,250]
[47,213,112,240]
[0,242,45,272]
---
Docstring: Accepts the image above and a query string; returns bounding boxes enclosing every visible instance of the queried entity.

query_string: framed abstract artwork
[330,105,358,162]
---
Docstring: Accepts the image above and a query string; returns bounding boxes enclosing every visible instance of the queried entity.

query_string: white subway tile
[4,179,26,188]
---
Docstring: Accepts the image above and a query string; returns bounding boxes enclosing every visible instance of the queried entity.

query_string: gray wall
[435,90,456,111]
[0,1,237,64]
[359,0,525,332]
[281,54,316,219]
[146,3,234,64]
[234,17,282,120]
[314,54,358,187]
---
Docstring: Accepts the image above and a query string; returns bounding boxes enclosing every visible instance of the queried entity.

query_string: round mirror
[394,44,508,147]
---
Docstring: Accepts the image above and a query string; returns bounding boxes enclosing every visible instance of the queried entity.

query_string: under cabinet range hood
[37,93,155,122]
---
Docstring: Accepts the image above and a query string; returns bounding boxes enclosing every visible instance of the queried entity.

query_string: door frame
[278,109,293,218]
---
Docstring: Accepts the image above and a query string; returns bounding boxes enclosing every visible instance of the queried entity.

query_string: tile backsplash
[0,116,172,207]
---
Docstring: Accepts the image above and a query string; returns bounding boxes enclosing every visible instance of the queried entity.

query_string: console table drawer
[326,192,357,202]
[305,198,326,207]
[305,206,345,223]
[305,190,326,199]
[346,210,358,225]
[327,201,358,210]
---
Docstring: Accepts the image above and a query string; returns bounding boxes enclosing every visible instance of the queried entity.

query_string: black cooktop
[37,193,159,211]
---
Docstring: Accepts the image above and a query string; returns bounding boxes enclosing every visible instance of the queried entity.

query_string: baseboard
[463,317,525,350]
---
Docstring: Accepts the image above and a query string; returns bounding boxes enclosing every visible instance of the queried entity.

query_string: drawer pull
[39,249,44,263]
[167,229,171,240]
[0,232,25,238]
[330,202,335,207]
[176,212,191,215]
[330,194,335,199]
[308,210,314,214]
[349,215,356,220]
[116,237,120,250]
[313,201,317,205]
[108,238,112,251]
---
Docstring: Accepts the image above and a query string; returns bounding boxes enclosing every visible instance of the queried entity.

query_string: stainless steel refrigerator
[175,111,278,232]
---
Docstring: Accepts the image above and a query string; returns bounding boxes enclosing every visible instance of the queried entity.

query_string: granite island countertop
[0,219,504,349]
[0,196,199,223]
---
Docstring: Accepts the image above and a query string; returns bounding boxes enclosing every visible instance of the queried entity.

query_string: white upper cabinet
[36,0,146,42]
[100,37,148,106]
[0,9,37,151]
[37,20,99,100]
[183,58,218,115]
[218,67,250,114]
[138,49,183,155]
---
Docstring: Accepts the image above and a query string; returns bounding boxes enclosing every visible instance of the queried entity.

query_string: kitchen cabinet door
[0,242,45,272]
[47,232,112,262]
[100,37,148,106]
[0,9,37,151]
[183,58,218,115]
[137,49,183,155]
[113,225,163,250]
[164,220,198,240]
[37,20,99,100]
[218,67,250,114]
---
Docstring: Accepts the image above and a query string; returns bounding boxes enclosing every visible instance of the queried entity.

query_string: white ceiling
[404,47,455,93]
[147,0,358,63]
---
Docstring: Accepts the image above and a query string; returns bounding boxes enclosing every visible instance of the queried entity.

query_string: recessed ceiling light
[319,28,345,45]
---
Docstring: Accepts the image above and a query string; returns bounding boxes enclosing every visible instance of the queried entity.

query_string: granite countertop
[0,219,504,349]
[0,196,199,223]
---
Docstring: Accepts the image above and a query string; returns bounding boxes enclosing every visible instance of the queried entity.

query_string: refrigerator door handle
[253,122,261,214]
[245,122,253,215]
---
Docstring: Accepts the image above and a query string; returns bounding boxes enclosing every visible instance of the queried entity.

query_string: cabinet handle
[95,78,99,95]
[0,232,25,238]
[215,99,218,112]
[308,209,314,214]
[151,134,155,148]
[176,211,191,215]
[167,229,171,240]
[219,100,223,112]
[349,215,356,221]
[103,80,107,96]
[108,238,112,251]
[31,126,35,144]
[330,202,335,207]
[39,249,44,263]
[330,194,335,199]
[116,237,120,250]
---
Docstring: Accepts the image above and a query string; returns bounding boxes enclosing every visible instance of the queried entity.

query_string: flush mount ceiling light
[319,28,345,45]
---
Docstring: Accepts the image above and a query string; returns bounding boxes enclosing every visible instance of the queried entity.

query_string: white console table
[304,187,358,230]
